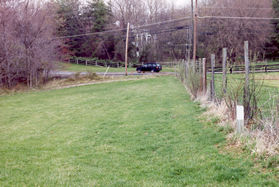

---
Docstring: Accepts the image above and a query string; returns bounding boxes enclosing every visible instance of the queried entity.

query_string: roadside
[44,76,157,90]
[58,62,177,73]
[0,74,159,96]
[49,70,175,78]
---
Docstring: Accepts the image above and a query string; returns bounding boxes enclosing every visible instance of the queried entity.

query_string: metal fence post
[210,54,215,101]
[244,41,250,125]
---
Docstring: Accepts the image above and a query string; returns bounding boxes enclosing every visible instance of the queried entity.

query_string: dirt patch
[0,75,157,96]
[44,76,156,90]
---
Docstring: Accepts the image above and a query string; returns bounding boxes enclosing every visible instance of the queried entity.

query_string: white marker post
[236,105,244,133]
[103,66,110,78]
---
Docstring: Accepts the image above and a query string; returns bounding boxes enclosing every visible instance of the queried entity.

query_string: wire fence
[178,41,279,133]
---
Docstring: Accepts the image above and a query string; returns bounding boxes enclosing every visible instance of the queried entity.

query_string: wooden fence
[68,58,180,68]
[199,41,254,132]
[207,63,279,73]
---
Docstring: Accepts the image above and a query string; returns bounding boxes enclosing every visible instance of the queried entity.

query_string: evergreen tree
[56,0,86,57]
[87,0,111,32]
[82,0,113,58]
[55,0,116,59]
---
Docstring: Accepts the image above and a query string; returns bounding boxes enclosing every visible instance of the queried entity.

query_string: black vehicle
[136,63,162,73]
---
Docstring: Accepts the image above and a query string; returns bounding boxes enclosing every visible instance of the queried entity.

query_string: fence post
[222,48,227,94]
[276,102,279,125]
[210,54,215,101]
[85,60,88,66]
[185,60,189,80]
[199,58,202,92]
[244,41,250,125]
[199,58,203,73]
[193,59,196,73]
[191,59,195,73]
[183,60,187,81]
[202,58,207,94]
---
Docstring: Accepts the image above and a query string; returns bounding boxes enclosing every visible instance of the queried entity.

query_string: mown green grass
[255,61,279,65]
[0,77,278,186]
[59,62,176,73]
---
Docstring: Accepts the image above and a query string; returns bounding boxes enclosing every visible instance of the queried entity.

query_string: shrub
[178,61,201,98]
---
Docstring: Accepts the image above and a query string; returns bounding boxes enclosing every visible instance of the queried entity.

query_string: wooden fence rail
[207,63,279,73]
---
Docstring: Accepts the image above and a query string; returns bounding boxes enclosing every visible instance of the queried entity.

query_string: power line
[198,7,272,10]
[55,16,191,39]
[197,25,274,32]
[133,17,191,29]
[61,25,190,41]
[125,26,190,40]
[56,28,126,39]
[198,16,279,20]
[200,31,272,36]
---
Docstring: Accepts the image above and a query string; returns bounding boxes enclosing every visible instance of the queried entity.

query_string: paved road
[50,71,175,78]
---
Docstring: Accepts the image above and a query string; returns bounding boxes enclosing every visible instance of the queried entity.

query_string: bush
[178,60,201,98]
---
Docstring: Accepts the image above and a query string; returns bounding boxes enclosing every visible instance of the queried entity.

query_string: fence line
[179,41,279,135]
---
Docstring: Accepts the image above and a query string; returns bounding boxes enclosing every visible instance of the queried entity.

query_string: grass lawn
[0,77,278,186]
[255,61,279,65]
[59,62,176,73]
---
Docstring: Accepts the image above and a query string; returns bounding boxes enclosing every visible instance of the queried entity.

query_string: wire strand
[198,7,272,10]
[55,16,191,39]
[198,16,279,20]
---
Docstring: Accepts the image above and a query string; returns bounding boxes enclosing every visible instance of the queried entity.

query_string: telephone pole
[191,0,194,56]
[192,0,198,64]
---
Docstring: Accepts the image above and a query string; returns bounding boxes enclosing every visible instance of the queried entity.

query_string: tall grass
[178,59,279,155]
[178,60,202,98]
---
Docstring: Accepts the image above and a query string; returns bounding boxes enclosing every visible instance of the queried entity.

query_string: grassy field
[59,62,176,73]
[0,77,278,186]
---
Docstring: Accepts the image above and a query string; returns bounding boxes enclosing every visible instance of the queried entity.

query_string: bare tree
[198,0,273,63]
[111,0,147,28]
[0,0,59,88]
[0,0,21,88]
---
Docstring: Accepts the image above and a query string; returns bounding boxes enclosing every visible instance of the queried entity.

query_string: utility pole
[193,0,198,64]
[125,23,130,76]
[191,0,194,61]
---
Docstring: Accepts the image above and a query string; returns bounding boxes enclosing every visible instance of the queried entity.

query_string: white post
[103,66,110,78]
[125,23,130,76]
[236,105,244,133]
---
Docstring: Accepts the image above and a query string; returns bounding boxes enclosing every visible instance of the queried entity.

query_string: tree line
[0,0,58,88]
[55,0,190,62]
[1,0,279,88]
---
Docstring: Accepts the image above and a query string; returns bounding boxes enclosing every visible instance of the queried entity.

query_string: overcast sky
[102,0,189,8]
[168,0,188,7]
